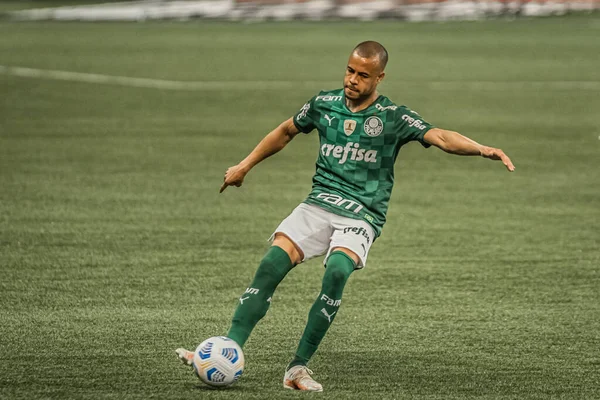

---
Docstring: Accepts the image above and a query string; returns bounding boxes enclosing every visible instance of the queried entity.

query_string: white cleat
[175,348,194,367]
[283,365,323,392]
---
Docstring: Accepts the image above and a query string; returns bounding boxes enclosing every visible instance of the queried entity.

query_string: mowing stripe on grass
[1,65,599,91]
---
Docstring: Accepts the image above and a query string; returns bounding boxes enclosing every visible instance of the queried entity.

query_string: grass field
[1,17,599,400]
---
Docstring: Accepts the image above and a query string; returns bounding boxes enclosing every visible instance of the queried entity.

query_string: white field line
[0,65,303,90]
[1,65,599,91]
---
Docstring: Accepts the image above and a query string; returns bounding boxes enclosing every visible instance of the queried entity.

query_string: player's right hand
[220,164,247,193]
[480,146,515,172]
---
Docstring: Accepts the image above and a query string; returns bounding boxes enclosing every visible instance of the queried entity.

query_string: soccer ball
[192,336,244,387]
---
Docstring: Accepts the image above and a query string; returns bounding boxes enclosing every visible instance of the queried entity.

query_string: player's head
[344,41,388,101]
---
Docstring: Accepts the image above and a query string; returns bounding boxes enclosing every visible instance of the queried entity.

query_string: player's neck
[345,91,379,113]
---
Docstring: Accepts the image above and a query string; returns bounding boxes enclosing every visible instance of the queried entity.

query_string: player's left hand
[480,146,515,172]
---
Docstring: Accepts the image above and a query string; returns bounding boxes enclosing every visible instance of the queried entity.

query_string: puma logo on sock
[320,308,336,323]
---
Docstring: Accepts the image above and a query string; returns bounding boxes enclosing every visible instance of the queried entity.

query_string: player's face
[344,52,385,101]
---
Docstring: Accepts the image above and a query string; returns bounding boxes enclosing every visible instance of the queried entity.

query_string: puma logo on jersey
[321,308,336,323]
[324,114,335,126]
[320,142,377,164]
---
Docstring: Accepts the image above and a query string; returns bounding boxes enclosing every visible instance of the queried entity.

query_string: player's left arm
[423,128,515,172]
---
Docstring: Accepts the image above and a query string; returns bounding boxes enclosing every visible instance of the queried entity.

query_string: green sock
[288,251,355,369]
[227,246,294,348]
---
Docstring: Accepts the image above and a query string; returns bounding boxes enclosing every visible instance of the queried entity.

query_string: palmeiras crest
[364,116,383,137]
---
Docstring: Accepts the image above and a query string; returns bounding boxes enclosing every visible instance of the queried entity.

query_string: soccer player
[176,41,514,392]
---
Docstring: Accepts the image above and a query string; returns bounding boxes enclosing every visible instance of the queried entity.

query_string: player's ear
[377,72,385,83]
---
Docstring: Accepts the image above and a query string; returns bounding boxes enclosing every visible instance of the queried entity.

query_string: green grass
[1,18,600,400]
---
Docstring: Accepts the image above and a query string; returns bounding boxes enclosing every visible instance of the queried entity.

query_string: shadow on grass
[188,382,247,392]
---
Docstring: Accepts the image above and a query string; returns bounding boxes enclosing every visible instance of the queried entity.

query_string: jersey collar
[341,90,383,115]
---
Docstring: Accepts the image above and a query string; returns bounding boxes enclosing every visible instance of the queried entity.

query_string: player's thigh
[270,203,333,264]
[327,218,375,269]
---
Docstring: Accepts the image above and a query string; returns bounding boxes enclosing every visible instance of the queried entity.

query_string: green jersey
[293,88,434,238]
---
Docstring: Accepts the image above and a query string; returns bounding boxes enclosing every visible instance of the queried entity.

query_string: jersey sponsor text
[375,103,398,111]
[316,95,343,102]
[321,142,378,164]
[401,114,427,130]
[315,193,364,214]
[297,103,310,120]
[343,226,371,244]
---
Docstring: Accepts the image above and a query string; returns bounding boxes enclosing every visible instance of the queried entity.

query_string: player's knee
[327,269,348,288]
[324,254,354,287]
[255,257,282,287]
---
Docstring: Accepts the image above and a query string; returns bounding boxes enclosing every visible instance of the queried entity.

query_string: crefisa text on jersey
[401,114,427,130]
[321,142,377,164]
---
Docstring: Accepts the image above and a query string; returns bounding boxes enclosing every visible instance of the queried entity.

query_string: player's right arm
[423,128,515,172]
[220,118,300,193]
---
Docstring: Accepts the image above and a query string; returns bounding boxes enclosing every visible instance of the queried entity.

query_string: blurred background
[1,1,599,400]
[2,0,598,20]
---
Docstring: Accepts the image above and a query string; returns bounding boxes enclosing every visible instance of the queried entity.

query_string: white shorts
[269,203,375,269]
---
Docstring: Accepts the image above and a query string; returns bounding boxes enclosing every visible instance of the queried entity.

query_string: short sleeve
[397,107,434,148]
[293,96,319,134]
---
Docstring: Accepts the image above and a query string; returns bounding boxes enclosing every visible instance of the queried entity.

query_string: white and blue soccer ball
[192,336,244,387]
